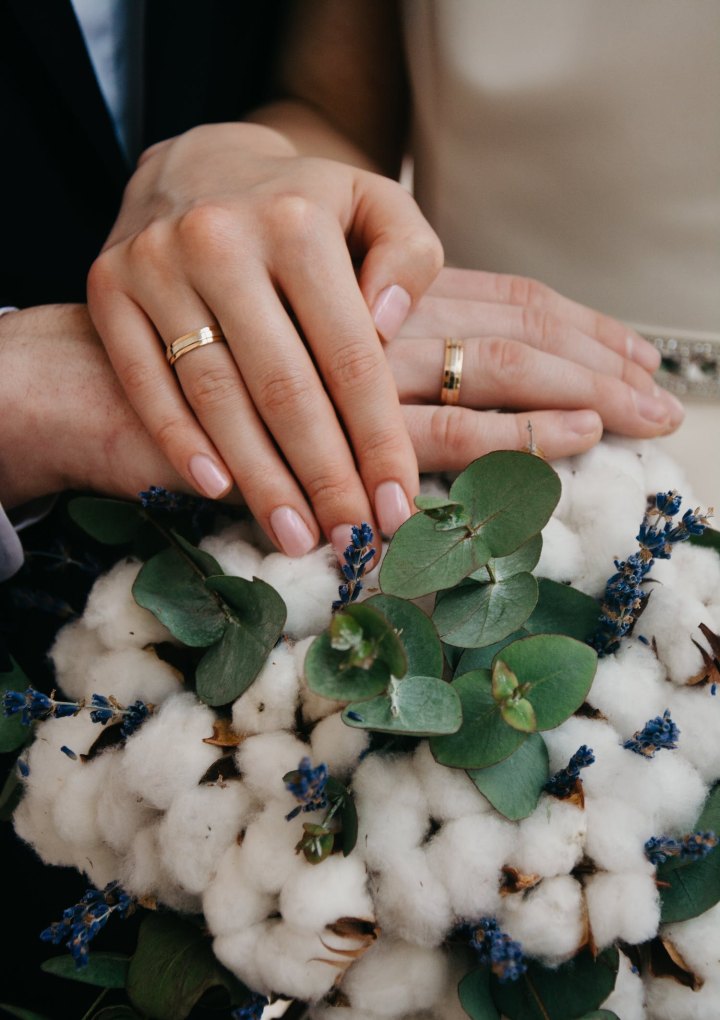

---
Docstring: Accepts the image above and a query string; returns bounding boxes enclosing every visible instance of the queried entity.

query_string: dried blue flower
[60,746,77,760]
[284,757,329,820]
[470,917,526,983]
[645,831,718,865]
[544,745,595,799]
[17,758,29,778]
[89,693,153,737]
[40,881,135,968]
[139,486,190,511]
[231,994,270,1020]
[332,523,376,610]
[624,709,679,757]
[3,687,82,726]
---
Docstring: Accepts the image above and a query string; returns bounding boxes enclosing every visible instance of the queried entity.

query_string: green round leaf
[133,548,226,646]
[304,633,392,703]
[366,594,444,678]
[659,783,720,921]
[458,966,500,1020]
[41,952,130,988]
[171,531,223,577]
[342,675,462,736]
[471,534,543,583]
[491,947,619,1020]
[68,497,143,544]
[500,696,537,733]
[450,452,561,558]
[492,659,519,701]
[0,659,32,754]
[430,670,527,769]
[455,631,528,675]
[526,579,601,641]
[468,733,549,820]
[433,573,538,648]
[495,635,597,730]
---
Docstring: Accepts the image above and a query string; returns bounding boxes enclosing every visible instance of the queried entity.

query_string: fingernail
[371,284,411,341]
[331,523,355,561]
[188,453,231,499]
[270,506,316,557]
[564,410,602,436]
[375,480,411,537]
[627,333,661,372]
[633,388,684,425]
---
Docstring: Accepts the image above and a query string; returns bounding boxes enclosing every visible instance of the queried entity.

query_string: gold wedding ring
[441,338,464,405]
[167,326,226,366]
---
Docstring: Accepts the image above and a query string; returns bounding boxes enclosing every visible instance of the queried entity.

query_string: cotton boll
[499,876,585,965]
[662,900,720,981]
[85,646,182,706]
[588,642,668,735]
[238,806,307,895]
[353,754,429,869]
[80,843,123,890]
[536,517,584,584]
[584,871,660,950]
[159,781,255,894]
[96,762,160,854]
[310,712,369,778]
[640,586,708,684]
[121,693,221,810]
[13,791,77,868]
[542,716,623,801]
[600,948,646,1020]
[584,797,654,873]
[669,542,720,608]
[413,742,491,821]
[49,620,107,701]
[644,751,707,832]
[309,1008,377,1020]
[231,640,299,735]
[644,973,720,1020]
[373,848,453,947]
[199,528,263,579]
[235,731,310,806]
[341,939,448,1017]
[203,844,275,936]
[255,920,352,1003]
[83,558,172,649]
[280,852,373,931]
[665,686,720,783]
[425,814,514,919]
[19,712,101,819]
[510,796,586,878]
[51,751,115,851]
[258,546,339,639]
[211,928,263,990]
[120,821,200,913]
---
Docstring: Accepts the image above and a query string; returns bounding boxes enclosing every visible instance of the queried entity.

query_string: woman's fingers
[403,404,603,471]
[386,336,684,436]
[427,267,661,372]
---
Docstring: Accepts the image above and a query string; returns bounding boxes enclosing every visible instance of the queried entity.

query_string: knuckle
[326,343,381,392]
[257,370,314,417]
[400,228,445,279]
[86,251,117,300]
[303,469,358,513]
[184,364,238,414]
[177,203,236,254]
[508,274,550,309]
[154,414,192,457]
[428,405,474,457]
[128,220,170,266]
[122,356,157,399]
[356,422,407,464]
[484,336,526,382]
[265,192,321,239]
[521,307,558,348]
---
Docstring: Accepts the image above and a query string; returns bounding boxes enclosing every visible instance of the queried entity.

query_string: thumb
[349,170,444,340]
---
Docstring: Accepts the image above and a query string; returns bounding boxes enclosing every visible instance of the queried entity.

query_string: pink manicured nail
[188,453,231,499]
[270,507,316,557]
[375,481,411,536]
[372,284,411,341]
[331,524,355,561]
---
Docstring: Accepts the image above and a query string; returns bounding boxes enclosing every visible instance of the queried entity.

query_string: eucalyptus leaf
[659,783,720,921]
[92,1009,143,1020]
[41,952,129,988]
[326,776,358,857]
[456,631,527,675]
[0,659,31,753]
[68,497,143,544]
[0,763,23,821]
[492,659,519,701]
[127,914,244,1020]
[494,635,597,730]
[491,947,619,1020]
[689,526,720,556]
[414,495,466,512]
[433,573,538,648]
[458,966,500,1020]
[365,594,444,678]
[468,734,549,820]
[470,534,543,583]
[171,531,223,577]
[430,670,527,769]
[133,548,226,646]
[500,697,537,733]
[525,579,601,642]
[342,675,462,736]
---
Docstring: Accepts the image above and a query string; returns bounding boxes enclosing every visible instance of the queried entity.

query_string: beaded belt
[642,330,720,398]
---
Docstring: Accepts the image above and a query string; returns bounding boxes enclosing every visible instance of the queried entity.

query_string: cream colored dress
[402,0,720,507]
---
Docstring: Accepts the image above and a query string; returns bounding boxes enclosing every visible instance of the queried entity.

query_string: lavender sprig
[544,745,595,799]
[231,994,270,1020]
[284,756,329,821]
[623,709,679,757]
[645,831,718,865]
[40,881,135,968]
[3,687,153,739]
[332,523,375,610]
[469,917,526,983]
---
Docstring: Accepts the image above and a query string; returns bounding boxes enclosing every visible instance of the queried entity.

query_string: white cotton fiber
[542,715,622,800]
[120,821,201,913]
[353,754,429,868]
[84,646,182,706]
[257,546,339,639]
[536,517,584,584]
[19,712,101,818]
[499,875,585,964]
[640,586,708,684]
[235,731,310,806]
[644,973,720,1020]
[253,920,343,1003]
[13,791,77,868]
[584,871,660,950]
[199,527,263,579]
[509,796,586,878]
[662,899,720,981]
[96,760,160,854]
[665,686,720,783]
[232,640,299,735]
[50,750,114,851]
[280,852,373,931]
[584,797,654,873]
[237,805,307,895]
[121,692,221,810]
[587,641,668,735]
[159,781,255,894]
[642,751,707,832]
[79,843,123,890]
[83,558,172,649]
[340,939,448,1017]
[599,949,646,1020]
[49,620,107,700]
[203,843,275,936]
[309,711,369,778]
[413,742,490,821]
[425,814,514,919]
[671,542,720,607]
[211,928,263,990]
[373,848,453,947]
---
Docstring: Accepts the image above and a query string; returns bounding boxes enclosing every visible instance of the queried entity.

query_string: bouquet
[2,438,720,1020]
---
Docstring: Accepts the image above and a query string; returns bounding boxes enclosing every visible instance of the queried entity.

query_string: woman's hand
[87,122,443,558]
[386,268,682,468]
